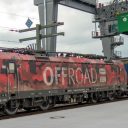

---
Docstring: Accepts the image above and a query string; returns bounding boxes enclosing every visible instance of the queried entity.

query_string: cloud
[57,5,102,55]
[0,0,38,28]
[0,26,36,48]
[0,0,39,48]
[0,0,36,13]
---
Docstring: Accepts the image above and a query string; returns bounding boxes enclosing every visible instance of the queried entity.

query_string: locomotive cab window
[1,65,7,74]
[9,63,15,73]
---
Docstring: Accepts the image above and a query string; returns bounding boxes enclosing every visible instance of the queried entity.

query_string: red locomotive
[0,48,127,115]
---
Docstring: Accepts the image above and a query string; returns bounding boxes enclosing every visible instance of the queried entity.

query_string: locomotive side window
[9,63,15,73]
[1,65,7,74]
[99,68,107,83]
[29,61,36,74]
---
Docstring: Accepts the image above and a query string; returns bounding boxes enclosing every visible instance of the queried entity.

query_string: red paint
[0,52,126,93]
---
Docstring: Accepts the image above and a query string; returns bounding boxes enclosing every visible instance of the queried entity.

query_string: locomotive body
[0,50,127,115]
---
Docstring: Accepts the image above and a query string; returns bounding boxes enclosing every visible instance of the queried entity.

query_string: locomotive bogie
[0,85,127,115]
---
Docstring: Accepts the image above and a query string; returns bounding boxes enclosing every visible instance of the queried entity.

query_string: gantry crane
[34,0,96,52]
[92,0,128,59]
[34,0,128,59]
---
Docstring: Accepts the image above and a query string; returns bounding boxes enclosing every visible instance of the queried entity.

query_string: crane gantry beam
[58,0,96,14]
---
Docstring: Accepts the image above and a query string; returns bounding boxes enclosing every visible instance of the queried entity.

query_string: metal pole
[43,0,46,49]
[36,24,42,50]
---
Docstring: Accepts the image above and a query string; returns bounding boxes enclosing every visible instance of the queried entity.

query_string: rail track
[0,97,128,120]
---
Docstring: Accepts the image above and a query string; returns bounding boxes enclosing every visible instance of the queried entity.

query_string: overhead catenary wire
[0,25,38,32]
[0,39,35,48]
[0,12,39,32]
[0,11,39,45]
[0,39,19,43]
[0,26,19,32]
[0,11,39,31]
[0,11,39,21]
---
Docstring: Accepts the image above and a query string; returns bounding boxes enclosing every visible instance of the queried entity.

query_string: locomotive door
[110,65,120,86]
[7,62,19,96]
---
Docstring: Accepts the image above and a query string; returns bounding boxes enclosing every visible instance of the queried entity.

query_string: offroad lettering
[42,66,99,86]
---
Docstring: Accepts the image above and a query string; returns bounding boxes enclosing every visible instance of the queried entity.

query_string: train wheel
[116,90,123,99]
[4,100,19,115]
[40,100,50,111]
[108,92,114,101]
[91,93,98,103]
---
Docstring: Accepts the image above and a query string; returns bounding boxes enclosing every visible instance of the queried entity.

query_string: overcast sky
[0,0,127,57]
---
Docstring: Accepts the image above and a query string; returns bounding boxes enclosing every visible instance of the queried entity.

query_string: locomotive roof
[0,48,112,64]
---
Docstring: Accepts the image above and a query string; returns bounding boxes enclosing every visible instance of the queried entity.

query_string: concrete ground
[0,100,128,128]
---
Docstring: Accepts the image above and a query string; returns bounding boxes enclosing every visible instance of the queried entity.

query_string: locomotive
[0,48,127,115]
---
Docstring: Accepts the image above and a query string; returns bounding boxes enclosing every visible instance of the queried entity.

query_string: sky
[0,0,128,57]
